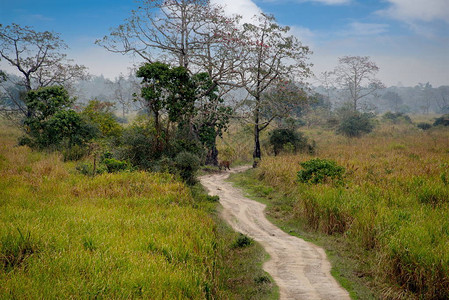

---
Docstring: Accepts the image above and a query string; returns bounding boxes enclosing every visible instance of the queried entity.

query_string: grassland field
[226,118,449,299]
[0,120,276,299]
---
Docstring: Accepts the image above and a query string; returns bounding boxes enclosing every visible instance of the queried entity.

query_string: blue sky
[1,0,448,86]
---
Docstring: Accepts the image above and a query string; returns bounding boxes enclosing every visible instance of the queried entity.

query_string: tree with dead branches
[333,56,384,112]
[237,14,312,166]
[0,23,88,118]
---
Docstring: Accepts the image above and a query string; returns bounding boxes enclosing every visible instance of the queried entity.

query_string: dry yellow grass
[252,125,449,299]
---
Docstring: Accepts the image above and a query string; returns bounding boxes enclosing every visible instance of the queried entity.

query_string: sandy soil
[199,166,351,300]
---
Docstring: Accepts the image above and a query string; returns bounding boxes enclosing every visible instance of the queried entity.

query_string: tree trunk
[205,142,218,166]
[253,107,261,168]
[154,109,162,152]
[24,75,33,118]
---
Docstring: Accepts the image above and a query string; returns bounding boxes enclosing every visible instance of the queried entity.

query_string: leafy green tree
[136,63,231,165]
[191,73,232,165]
[20,86,95,149]
[136,62,196,151]
[81,100,122,138]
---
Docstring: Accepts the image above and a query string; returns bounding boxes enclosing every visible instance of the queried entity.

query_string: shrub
[433,114,449,127]
[382,112,412,124]
[102,158,131,173]
[297,158,345,184]
[232,233,253,248]
[269,128,315,156]
[118,122,159,169]
[417,122,432,130]
[174,151,200,185]
[75,162,107,176]
[337,112,374,138]
[254,275,271,284]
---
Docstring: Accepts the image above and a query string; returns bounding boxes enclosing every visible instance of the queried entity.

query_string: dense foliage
[19,86,95,149]
[382,111,412,124]
[297,158,345,184]
[269,128,314,156]
[433,114,449,126]
[337,112,374,137]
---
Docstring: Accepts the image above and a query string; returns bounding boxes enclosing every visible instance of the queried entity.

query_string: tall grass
[0,161,217,297]
[252,126,449,299]
[0,120,277,299]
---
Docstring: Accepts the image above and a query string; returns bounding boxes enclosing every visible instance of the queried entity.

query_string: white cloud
[260,0,351,5]
[211,0,262,23]
[341,22,390,36]
[380,0,449,23]
[290,25,316,47]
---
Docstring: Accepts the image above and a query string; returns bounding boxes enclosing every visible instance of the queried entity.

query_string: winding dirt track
[200,166,351,300]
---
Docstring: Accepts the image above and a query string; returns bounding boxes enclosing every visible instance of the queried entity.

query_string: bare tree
[316,71,335,103]
[334,56,384,112]
[96,0,243,91]
[0,23,88,118]
[237,14,311,166]
[109,74,135,118]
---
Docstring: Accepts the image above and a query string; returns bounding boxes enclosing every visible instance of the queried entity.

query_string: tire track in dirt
[200,166,351,300]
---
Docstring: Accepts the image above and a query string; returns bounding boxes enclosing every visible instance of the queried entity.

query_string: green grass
[0,120,278,299]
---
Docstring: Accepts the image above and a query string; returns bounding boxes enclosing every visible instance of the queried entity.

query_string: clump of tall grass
[1,229,40,273]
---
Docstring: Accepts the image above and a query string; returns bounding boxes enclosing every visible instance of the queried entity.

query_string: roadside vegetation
[228,119,449,299]
[0,121,276,299]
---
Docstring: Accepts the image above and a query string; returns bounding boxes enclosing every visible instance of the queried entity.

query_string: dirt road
[200,166,351,300]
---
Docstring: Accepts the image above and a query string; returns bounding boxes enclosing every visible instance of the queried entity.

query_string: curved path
[200,166,351,300]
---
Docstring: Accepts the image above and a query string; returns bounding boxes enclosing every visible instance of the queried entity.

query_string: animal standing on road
[218,160,231,171]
